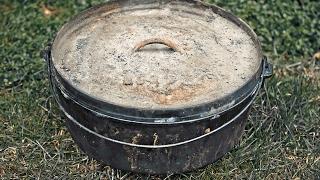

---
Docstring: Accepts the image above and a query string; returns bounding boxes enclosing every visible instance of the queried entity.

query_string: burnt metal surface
[44,0,273,174]
[63,105,250,174]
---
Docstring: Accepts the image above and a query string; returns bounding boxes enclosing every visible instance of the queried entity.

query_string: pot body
[44,0,273,174]
[63,103,250,174]
[49,63,265,174]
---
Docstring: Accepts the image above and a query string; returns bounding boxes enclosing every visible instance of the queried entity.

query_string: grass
[0,0,319,179]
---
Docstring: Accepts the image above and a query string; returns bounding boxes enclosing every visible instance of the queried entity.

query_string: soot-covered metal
[44,0,273,174]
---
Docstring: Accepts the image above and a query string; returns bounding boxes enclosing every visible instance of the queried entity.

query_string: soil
[52,2,261,109]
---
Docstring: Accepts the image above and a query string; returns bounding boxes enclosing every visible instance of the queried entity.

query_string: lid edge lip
[49,0,264,121]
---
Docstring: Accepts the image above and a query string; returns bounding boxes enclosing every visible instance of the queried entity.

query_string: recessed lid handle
[133,38,181,53]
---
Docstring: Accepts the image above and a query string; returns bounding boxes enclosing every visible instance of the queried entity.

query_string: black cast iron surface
[44,0,273,174]
[63,103,250,174]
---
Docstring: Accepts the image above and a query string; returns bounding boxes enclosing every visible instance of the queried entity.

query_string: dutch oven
[44,0,273,174]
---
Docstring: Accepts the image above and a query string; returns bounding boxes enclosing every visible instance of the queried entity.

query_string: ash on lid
[51,2,261,109]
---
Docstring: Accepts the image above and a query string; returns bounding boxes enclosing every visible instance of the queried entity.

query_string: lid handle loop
[133,38,181,53]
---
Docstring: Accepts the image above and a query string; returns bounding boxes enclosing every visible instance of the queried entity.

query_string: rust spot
[153,133,159,145]
[131,133,142,144]
[158,86,198,105]
[204,128,211,134]
[131,83,208,105]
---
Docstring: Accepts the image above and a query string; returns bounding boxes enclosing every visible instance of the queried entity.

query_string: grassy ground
[0,0,319,179]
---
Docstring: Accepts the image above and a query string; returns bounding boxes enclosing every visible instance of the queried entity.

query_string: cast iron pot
[44,0,273,174]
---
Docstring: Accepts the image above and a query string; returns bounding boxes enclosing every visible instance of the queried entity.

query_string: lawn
[0,0,319,179]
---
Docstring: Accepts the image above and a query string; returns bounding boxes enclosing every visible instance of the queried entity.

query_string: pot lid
[51,0,262,111]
